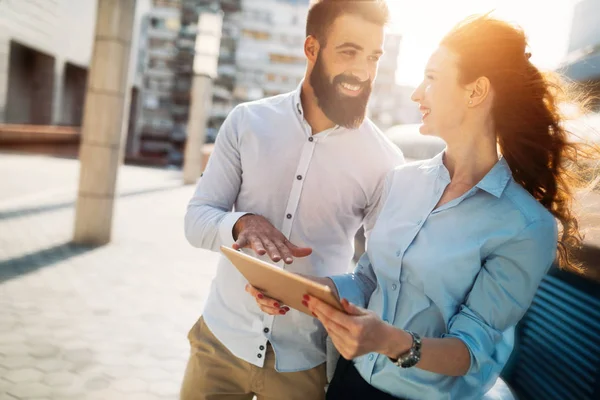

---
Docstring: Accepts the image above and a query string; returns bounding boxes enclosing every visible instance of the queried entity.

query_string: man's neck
[300,80,337,134]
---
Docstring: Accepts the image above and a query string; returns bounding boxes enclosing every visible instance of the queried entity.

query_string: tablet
[220,245,344,317]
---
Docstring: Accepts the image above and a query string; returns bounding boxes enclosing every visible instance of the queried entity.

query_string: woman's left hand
[306,295,391,360]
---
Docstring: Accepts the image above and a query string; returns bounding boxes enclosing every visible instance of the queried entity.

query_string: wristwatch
[389,331,422,368]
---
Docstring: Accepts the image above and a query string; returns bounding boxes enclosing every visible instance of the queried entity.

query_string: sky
[387,0,576,87]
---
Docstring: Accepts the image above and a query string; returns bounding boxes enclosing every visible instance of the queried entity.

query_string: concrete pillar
[183,74,213,185]
[182,11,222,185]
[0,36,9,123]
[73,0,137,245]
[52,58,65,125]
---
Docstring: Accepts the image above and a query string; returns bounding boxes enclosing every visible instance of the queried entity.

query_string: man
[181,1,403,399]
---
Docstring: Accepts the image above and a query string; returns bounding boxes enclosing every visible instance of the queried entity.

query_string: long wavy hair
[441,14,600,275]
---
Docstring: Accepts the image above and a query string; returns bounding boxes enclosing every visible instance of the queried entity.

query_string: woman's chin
[418,122,434,136]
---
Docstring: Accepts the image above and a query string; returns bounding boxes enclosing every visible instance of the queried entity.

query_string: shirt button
[263,328,269,334]
[297,175,302,180]
[259,345,265,351]
[257,353,263,358]
[368,354,374,361]
[286,214,292,219]
[308,137,314,142]
[392,284,398,291]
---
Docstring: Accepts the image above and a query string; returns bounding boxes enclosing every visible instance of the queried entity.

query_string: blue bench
[502,265,600,399]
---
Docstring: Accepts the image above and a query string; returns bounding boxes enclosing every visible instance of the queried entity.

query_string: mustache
[332,75,371,90]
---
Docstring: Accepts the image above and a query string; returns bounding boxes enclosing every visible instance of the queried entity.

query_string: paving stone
[0,343,29,356]
[34,359,70,373]
[83,376,112,391]
[6,382,50,399]
[113,377,148,394]
[149,380,181,397]
[28,344,60,359]
[4,367,44,383]
[0,355,36,369]
[43,371,76,387]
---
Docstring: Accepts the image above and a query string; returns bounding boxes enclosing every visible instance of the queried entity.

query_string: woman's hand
[306,295,408,360]
[245,284,290,316]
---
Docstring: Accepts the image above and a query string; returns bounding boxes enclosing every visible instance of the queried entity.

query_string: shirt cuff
[218,212,252,248]
[330,274,367,308]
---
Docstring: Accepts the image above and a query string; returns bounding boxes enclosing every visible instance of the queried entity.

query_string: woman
[247,14,599,399]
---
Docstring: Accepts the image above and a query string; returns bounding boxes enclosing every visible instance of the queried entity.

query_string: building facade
[0,0,98,125]
[0,0,149,128]
[561,0,600,110]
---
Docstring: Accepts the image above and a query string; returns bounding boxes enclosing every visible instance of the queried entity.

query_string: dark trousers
[327,357,406,400]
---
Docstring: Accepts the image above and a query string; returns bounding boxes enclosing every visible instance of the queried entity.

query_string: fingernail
[257,294,264,299]
[302,300,308,307]
[284,307,290,312]
[303,294,310,301]
[279,309,286,315]
[273,302,279,308]
[286,257,293,263]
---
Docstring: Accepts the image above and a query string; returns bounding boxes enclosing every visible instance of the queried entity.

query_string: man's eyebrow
[335,42,363,51]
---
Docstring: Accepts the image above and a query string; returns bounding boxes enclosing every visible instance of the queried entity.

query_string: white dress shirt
[184,83,404,372]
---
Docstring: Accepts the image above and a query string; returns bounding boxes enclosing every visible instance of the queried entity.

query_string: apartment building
[561,0,600,110]
[233,0,309,103]
[129,0,242,165]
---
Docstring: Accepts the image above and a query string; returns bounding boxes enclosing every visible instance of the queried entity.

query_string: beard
[309,51,372,129]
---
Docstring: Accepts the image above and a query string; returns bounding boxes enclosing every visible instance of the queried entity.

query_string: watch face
[400,351,420,368]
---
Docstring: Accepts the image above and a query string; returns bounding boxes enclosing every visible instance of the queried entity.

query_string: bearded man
[181,1,403,399]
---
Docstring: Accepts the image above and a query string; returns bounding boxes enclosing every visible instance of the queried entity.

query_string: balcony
[148,47,177,59]
[217,64,236,77]
[212,85,233,101]
[147,27,179,41]
[210,104,233,119]
[145,67,176,79]
[153,0,181,9]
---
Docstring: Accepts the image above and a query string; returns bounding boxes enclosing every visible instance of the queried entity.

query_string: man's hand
[232,214,312,264]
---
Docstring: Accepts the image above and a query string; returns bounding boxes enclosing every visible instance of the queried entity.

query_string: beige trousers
[180,317,327,400]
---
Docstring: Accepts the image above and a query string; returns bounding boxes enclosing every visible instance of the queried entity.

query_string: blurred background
[0,0,599,399]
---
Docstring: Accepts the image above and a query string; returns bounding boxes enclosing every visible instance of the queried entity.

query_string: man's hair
[306,0,390,46]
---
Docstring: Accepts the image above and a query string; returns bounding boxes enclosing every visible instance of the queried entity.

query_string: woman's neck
[443,123,499,186]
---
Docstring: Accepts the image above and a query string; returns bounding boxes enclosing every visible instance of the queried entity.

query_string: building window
[269,53,305,65]
[150,17,164,28]
[242,29,271,41]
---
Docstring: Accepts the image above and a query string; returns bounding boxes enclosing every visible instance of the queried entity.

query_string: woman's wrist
[380,324,413,360]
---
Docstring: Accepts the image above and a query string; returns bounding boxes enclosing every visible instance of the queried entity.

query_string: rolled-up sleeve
[184,105,250,252]
[330,252,378,308]
[443,216,558,389]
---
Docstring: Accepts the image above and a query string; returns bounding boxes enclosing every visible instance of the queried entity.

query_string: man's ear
[305,35,320,63]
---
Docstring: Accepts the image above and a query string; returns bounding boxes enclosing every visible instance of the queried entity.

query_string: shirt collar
[421,151,512,198]
[293,80,305,118]
[419,150,446,171]
[475,157,512,198]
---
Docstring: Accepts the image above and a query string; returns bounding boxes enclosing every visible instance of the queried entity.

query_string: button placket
[280,138,316,238]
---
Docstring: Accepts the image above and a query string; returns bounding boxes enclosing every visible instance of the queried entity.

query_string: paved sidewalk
[0,153,219,400]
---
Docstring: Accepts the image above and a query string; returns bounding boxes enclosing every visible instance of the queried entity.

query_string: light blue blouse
[332,152,558,399]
